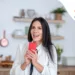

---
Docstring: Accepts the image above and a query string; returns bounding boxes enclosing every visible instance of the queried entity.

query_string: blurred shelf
[12,34,64,40]
[13,17,65,24]
[52,35,64,40]
[12,34,27,39]
[12,16,64,40]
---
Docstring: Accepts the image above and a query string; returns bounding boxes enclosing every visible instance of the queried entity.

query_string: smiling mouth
[33,34,39,38]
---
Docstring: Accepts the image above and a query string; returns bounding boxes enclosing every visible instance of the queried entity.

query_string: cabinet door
[0,71,10,75]
[4,71,10,75]
[0,71,4,75]
[69,71,75,75]
[58,71,69,75]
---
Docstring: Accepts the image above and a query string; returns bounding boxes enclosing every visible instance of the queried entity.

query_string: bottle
[20,9,25,18]
[0,55,3,62]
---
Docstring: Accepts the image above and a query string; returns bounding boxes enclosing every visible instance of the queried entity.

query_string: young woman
[10,17,57,75]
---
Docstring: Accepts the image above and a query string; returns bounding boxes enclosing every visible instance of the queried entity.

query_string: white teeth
[33,34,39,37]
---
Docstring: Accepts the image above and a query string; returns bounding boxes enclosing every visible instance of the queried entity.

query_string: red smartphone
[28,42,36,53]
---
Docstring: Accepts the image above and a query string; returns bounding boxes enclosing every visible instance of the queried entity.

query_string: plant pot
[57,55,61,63]
[55,13,62,20]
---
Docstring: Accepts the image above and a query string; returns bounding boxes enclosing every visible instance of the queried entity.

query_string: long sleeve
[40,46,57,75]
[10,43,30,75]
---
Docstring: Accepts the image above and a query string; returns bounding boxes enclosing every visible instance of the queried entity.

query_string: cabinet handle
[57,72,60,74]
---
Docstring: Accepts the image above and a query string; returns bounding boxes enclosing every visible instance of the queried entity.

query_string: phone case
[28,42,36,52]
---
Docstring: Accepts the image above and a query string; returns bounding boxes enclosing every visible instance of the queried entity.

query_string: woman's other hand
[27,50,38,65]
[21,51,31,70]
[27,50,43,73]
[24,51,31,65]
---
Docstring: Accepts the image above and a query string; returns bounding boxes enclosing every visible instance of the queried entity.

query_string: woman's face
[30,21,43,44]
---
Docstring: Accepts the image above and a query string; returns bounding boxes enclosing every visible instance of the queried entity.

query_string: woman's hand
[27,50,44,73]
[24,51,31,65]
[21,51,31,70]
[27,50,38,65]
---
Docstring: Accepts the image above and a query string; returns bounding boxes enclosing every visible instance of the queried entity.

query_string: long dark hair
[28,17,53,61]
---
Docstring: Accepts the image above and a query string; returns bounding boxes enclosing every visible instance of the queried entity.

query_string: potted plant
[51,7,66,20]
[56,45,63,62]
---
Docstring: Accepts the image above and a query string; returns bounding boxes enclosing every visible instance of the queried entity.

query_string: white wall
[0,0,75,61]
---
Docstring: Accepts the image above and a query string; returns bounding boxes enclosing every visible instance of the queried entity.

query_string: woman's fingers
[26,54,32,59]
[32,50,37,54]
[25,50,38,60]
[31,50,38,57]
[28,50,34,56]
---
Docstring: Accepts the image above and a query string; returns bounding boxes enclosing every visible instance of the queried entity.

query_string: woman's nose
[33,28,38,32]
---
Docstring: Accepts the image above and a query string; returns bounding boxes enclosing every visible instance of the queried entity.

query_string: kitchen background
[0,0,75,64]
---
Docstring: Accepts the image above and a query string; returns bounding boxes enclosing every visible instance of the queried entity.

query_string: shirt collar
[36,43,43,51]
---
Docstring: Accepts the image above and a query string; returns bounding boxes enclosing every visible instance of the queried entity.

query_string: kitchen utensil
[12,29,24,36]
[27,9,35,18]
[20,9,25,18]
[25,26,29,35]
[0,30,9,47]
[5,55,11,61]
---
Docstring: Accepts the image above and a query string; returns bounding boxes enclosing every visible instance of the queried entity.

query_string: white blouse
[10,42,57,75]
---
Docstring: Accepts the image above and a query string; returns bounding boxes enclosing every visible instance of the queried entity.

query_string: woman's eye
[31,26,35,29]
[38,27,42,29]
[31,26,42,30]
